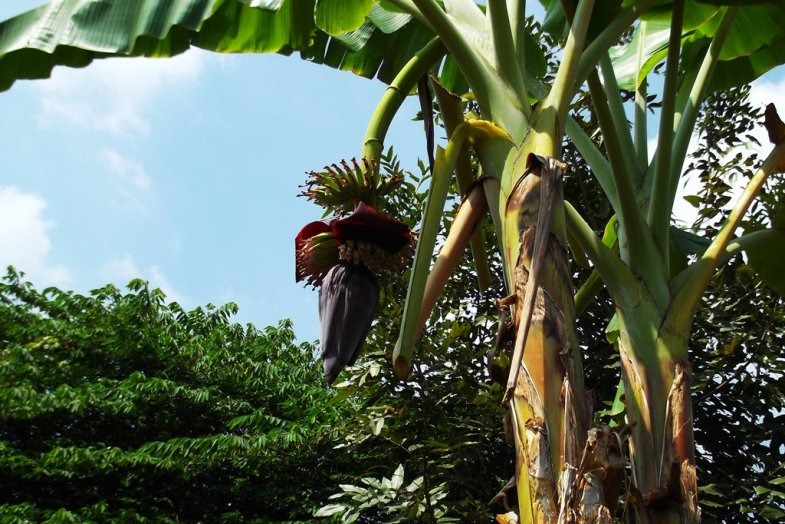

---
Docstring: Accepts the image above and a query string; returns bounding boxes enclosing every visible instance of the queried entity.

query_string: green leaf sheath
[394,144,453,378]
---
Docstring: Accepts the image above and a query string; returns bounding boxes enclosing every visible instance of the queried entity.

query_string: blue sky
[0,1,428,343]
[1,2,784,344]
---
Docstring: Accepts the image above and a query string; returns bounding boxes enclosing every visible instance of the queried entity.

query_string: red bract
[294,220,332,283]
[295,203,412,284]
[331,202,411,253]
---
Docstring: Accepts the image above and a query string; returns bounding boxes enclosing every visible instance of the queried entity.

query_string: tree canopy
[0,270,352,522]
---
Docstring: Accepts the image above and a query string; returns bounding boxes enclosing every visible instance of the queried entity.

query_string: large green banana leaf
[744,202,785,296]
[542,0,654,40]
[608,0,718,89]
[3,1,783,96]
[0,0,441,91]
[746,229,785,296]
[610,2,785,91]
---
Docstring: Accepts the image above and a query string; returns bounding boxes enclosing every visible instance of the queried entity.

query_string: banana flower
[295,202,415,384]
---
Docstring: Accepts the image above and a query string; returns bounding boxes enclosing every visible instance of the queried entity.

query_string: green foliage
[680,86,785,522]
[1,100,783,522]
[0,270,352,522]
[683,84,785,296]
[0,147,510,522]
[691,259,785,523]
[0,0,444,93]
[685,85,763,231]
[317,464,451,523]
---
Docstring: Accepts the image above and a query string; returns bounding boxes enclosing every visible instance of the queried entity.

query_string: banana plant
[2,0,785,521]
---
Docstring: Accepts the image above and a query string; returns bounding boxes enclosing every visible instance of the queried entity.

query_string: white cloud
[99,148,152,210]
[102,254,141,282]
[102,255,186,305]
[0,186,72,286]
[34,51,204,136]
[647,137,658,163]
[646,136,703,225]
[149,265,186,305]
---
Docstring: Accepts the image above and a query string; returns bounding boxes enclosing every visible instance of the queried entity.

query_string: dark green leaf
[745,229,785,296]
[671,226,712,255]
[683,195,703,208]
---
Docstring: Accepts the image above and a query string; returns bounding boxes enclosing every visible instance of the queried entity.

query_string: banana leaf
[0,0,439,90]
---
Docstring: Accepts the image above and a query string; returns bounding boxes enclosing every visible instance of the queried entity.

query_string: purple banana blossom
[319,262,379,385]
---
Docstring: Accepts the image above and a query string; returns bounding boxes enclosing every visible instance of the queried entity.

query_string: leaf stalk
[362,37,446,163]
[488,0,530,115]
[668,7,739,202]
[670,141,785,335]
[647,0,684,260]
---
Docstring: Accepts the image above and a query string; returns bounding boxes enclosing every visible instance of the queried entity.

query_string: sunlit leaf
[391,463,404,491]
[609,19,671,89]
[368,4,410,33]
[681,3,785,92]
[315,0,375,36]
[0,0,442,91]
[314,503,346,517]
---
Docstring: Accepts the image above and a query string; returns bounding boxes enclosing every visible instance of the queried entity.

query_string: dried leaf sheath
[504,155,590,520]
